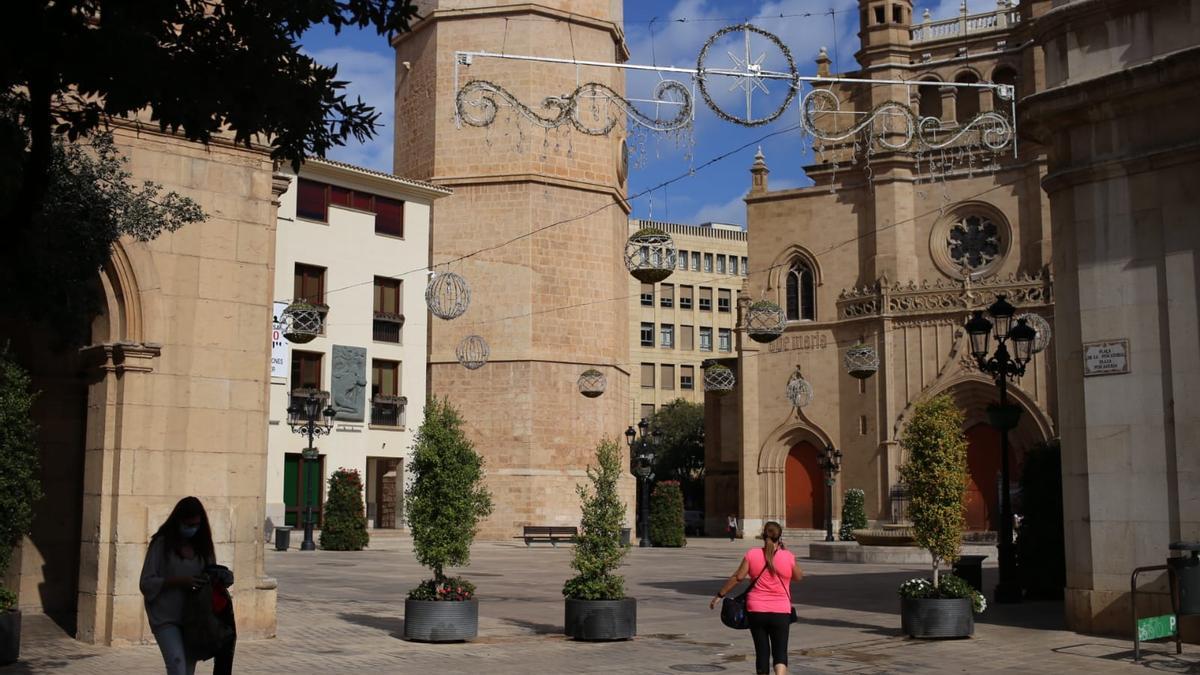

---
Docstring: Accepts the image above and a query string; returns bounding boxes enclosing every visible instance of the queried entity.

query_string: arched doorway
[964,422,1025,532]
[785,442,825,529]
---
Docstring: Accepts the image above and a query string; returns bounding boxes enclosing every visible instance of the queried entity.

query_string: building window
[661,364,675,390]
[373,277,403,343]
[291,351,323,391]
[660,324,674,349]
[297,179,328,222]
[677,250,688,270]
[718,289,731,313]
[374,196,404,238]
[699,287,712,312]
[680,365,695,390]
[641,363,655,388]
[640,283,654,307]
[640,403,656,420]
[703,253,713,272]
[699,327,713,352]
[948,214,1001,271]
[294,263,326,306]
[660,283,674,308]
[741,256,749,275]
[730,256,739,275]
[785,261,815,321]
[297,178,405,236]
[718,328,732,352]
[640,322,654,347]
[716,255,726,274]
[371,359,404,427]
[679,285,693,310]
[691,251,701,271]
[680,325,694,351]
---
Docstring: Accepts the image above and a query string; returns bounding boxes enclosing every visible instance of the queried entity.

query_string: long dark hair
[762,521,783,577]
[150,496,215,564]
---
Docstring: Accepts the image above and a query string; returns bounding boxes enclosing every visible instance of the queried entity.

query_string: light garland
[426,271,471,321]
[577,368,607,398]
[696,23,798,127]
[456,335,490,370]
[786,369,814,408]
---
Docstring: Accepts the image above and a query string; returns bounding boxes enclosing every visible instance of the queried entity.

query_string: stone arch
[765,245,821,322]
[765,244,823,292]
[953,70,982,121]
[917,76,943,120]
[756,412,834,527]
[94,239,148,344]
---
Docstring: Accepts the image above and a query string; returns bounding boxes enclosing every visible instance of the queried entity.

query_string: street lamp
[285,391,337,551]
[624,418,661,548]
[964,294,1037,603]
[818,444,843,542]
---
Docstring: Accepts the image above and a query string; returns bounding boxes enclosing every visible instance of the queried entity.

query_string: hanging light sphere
[577,368,607,398]
[456,335,490,370]
[844,343,880,380]
[426,271,471,320]
[746,300,786,343]
[280,302,324,344]
[624,226,678,283]
[704,363,736,394]
[1016,312,1052,354]
[786,371,813,408]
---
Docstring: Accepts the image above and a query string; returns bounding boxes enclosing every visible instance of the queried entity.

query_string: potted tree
[838,488,868,541]
[320,468,370,551]
[897,394,985,638]
[563,439,635,640]
[649,480,686,547]
[0,350,42,665]
[404,398,493,642]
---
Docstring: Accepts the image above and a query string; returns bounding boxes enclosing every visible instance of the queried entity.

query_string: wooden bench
[517,525,577,547]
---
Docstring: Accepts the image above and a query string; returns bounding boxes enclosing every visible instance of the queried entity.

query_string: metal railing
[372,312,404,343]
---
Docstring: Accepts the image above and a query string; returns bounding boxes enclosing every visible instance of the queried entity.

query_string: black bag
[719,575,758,630]
[181,577,236,661]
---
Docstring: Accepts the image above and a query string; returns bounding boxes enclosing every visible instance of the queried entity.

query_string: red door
[786,442,825,529]
[964,423,1027,531]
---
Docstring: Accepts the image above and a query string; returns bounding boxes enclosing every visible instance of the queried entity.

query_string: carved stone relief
[331,345,368,422]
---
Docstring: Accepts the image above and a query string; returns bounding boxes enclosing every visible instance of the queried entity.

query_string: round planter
[900,597,973,638]
[0,609,20,665]
[564,598,636,641]
[403,598,478,642]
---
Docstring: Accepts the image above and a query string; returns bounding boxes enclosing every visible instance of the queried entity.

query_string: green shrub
[407,577,476,601]
[406,398,493,599]
[319,468,369,551]
[899,394,968,585]
[898,573,986,613]
[838,488,868,541]
[563,439,628,600]
[0,348,41,611]
[1017,440,1065,600]
[649,480,686,547]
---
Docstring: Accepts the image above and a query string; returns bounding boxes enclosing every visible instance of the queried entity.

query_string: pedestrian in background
[727,513,738,541]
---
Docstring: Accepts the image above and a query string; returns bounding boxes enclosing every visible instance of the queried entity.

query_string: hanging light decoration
[844,343,879,380]
[1016,312,1052,354]
[426,271,471,320]
[577,368,607,398]
[279,302,324,344]
[746,300,786,343]
[456,335,490,370]
[786,369,813,408]
[624,226,678,283]
[703,362,736,394]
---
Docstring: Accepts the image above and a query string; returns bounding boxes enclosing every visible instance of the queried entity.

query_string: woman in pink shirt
[709,522,802,675]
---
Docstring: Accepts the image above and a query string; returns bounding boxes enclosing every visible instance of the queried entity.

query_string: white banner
[271,301,289,379]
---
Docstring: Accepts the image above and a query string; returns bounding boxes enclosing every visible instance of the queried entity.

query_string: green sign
[1137,614,1177,641]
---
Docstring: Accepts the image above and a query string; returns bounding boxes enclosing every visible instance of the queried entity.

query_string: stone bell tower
[392,1,635,537]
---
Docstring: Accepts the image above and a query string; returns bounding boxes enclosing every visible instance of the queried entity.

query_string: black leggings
[747,611,790,673]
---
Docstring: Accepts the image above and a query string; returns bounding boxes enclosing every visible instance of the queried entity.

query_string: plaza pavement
[11,535,1199,674]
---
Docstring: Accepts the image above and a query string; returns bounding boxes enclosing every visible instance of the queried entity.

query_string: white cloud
[307,46,395,172]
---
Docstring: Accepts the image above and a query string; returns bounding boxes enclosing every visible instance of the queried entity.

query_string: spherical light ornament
[1016,312,1052,354]
[280,302,324,344]
[456,335,490,370]
[746,300,786,343]
[426,271,471,320]
[704,363,736,395]
[625,227,677,283]
[786,371,813,408]
[577,368,607,398]
[844,343,879,380]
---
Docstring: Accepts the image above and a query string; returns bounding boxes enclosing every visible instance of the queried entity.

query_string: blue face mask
[180,524,199,539]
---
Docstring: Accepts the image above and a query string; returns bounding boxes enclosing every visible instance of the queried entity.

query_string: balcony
[371,394,407,428]
[910,3,1021,44]
[372,312,404,343]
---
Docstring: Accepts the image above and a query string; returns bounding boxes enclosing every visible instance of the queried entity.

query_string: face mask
[180,524,199,539]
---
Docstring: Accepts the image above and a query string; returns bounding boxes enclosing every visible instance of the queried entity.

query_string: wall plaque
[331,345,368,421]
[1083,339,1130,377]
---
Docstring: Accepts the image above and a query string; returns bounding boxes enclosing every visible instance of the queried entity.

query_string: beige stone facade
[392,0,636,538]
[628,219,747,422]
[2,125,279,645]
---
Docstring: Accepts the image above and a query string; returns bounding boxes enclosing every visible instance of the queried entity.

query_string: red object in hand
[211,582,229,614]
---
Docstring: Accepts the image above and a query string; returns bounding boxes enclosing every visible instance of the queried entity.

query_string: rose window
[947,215,1000,271]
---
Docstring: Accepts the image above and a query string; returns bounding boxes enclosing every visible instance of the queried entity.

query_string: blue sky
[301,0,1004,228]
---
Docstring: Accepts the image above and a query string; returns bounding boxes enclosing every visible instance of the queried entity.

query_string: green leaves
[649,481,686,547]
[407,398,493,584]
[319,468,370,551]
[838,488,868,541]
[649,398,705,499]
[563,439,628,600]
[899,394,968,575]
[0,349,41,607]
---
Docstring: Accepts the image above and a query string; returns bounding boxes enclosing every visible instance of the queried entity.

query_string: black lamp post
[624,418,661,548]
[818,445,843,542]
[964,294,1037,603]
[285,391,337,551]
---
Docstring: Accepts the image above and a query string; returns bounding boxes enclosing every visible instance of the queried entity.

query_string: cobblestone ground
[12,536,1199,674]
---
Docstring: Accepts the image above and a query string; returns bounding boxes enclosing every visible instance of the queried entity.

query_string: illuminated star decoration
[726,26,771,120]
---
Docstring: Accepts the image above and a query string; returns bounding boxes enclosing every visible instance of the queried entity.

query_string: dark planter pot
[564,598,636,641]
[403,598,477,642]
[901,597,973,638]
[0,609,20,665]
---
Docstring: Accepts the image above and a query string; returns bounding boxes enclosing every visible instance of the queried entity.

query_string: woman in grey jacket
[139,496,233,675]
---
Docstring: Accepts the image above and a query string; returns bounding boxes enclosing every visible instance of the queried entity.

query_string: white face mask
[180,524,199,539]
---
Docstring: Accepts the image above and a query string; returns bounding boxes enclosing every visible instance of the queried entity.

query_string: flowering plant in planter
[898,575,987,614]
[408,577,477,602]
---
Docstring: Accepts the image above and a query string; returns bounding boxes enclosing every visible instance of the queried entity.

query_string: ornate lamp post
[624,418,661,548]
[285,391,337,551]
[964,294,1037,603]
[818,445,843,542]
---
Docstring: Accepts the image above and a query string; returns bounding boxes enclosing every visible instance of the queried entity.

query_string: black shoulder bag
[719,574,759,630]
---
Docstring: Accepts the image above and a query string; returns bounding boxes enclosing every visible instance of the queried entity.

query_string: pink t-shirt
[744,547,795,613]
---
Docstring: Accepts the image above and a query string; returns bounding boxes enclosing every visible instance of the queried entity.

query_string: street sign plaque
[1136,614,1177,642]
